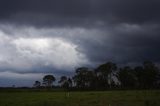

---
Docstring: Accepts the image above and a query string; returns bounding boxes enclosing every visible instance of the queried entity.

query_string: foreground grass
[0,90,159,106]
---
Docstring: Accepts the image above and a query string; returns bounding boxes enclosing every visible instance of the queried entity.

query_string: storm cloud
[0,0,160,86]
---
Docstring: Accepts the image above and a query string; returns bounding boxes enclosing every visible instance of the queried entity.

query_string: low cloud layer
[0,0,160,86]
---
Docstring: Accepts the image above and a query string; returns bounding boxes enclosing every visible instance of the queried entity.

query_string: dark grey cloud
[0,0,160,27]
[0,0,160,86]
[74,23,160,65]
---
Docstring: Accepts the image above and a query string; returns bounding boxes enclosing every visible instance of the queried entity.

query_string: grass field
[0,90,159,106]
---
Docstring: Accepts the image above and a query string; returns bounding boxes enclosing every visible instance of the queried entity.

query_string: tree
[73,67,95,89]
[43,75,56,88]
[58,76,72,88]
[134,61,160,89]
[33,81,41,88]
[95,62,117,88]
[142,61,159,88]
[134,66,145,88]
[67,78,73,88]
[59,76,73,98]
[59,76,68,86]
[116,66,136,88]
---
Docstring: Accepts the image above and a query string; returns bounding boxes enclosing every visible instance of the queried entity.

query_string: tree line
[33,61,160,90]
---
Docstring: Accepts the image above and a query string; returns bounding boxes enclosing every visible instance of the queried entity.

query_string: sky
[0,0,160,87]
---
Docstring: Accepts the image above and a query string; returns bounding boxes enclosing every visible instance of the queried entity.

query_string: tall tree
[116,66,136,88]
[33,81,41,88]
[95,62,117,88]
[67,78,73,88]
[73,67,95,88]
[134,61,160,89]
[143,61,159,88]
[43,75,56,88]
[134,66,145,88]
[59,76,68,87]
[58,76,73,88]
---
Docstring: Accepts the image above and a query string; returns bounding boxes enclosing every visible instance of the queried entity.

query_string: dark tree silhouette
[134,66,146,88]
[59,76,73,88]
[59,76,68,86]
[33,81,41,88]
[59,76,73,97]
[67,78,73,88]
[95,62,117,88]
[33,61,160,90]
[134,61,160,89]
[116,66,136,88]
[73,67,95,89]
[143,61,159,88]
[43,75,56,88]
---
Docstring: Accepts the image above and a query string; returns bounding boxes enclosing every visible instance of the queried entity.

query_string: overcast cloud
[0,0,160,86]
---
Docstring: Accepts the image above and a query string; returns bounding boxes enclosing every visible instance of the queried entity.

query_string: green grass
[0,90,159,106]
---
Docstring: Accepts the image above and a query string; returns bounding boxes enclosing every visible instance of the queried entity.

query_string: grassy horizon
[0,90,159,106]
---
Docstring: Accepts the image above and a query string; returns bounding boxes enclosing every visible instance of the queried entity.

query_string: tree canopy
[43,75,56,88]
[34,61,160,90]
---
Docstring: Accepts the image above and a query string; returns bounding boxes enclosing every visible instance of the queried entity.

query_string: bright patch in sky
[12,37,88,69]
[0,25,89,75]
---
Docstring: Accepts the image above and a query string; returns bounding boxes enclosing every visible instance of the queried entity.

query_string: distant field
[0,90,159,106]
